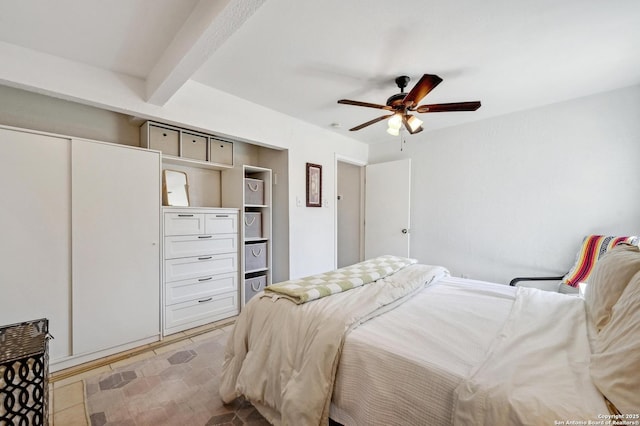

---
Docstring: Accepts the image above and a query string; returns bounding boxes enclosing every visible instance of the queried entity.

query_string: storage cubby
[222,165,273,306]
[140,121,234,170]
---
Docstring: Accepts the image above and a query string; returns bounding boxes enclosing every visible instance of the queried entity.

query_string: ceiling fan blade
[416,101,481,113]
[338,99,392,110]
[402,74,443,108]
[349,114,394,131]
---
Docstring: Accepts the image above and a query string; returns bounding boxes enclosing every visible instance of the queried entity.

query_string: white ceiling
[1,0,639,144]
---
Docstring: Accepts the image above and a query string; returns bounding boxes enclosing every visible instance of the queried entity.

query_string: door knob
[401,229,409,234]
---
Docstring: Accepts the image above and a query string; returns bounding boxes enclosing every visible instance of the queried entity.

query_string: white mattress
[330,276,517,426]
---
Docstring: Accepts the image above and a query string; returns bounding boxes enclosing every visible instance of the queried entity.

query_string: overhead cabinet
[141,121,233,169]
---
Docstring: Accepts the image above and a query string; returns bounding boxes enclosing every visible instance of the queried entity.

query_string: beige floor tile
[53,365,112,389]
[109,350,156,369]
[53,402,88,426]
[53,381,84,413]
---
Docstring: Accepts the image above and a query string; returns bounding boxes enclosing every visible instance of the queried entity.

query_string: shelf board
[162,155,233,171]
[244,204,268,208]
[245,237,269,243]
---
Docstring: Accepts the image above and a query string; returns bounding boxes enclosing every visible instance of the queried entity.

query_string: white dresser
[163,207,239,335]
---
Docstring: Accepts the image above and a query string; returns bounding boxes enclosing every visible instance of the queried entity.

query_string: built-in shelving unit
[222,165,273,306]
[140,121,234,170]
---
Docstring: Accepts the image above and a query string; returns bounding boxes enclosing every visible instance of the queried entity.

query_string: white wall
[369,85,640,284]
[0,49,369,279]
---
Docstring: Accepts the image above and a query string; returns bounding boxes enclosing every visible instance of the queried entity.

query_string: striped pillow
[562,235,639,287]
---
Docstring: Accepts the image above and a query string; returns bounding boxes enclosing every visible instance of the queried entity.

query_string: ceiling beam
[145,0,265,106]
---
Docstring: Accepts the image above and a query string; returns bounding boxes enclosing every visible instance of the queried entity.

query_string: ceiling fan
[337,74,481,135]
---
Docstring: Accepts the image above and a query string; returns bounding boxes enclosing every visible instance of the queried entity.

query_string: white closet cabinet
[71,140,160,356]
[0,128,72,361]
[0,126,161,370]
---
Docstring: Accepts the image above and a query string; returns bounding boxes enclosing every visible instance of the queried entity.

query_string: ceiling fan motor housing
[386,75,411,107]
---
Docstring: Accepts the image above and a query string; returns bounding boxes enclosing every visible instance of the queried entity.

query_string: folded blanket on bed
[220,262,449,426]
[263,255,417,304]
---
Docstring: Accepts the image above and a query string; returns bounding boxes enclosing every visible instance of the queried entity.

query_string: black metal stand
[0,319,50,426]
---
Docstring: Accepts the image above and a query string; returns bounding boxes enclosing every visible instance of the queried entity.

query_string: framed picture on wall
[306,162,322,207]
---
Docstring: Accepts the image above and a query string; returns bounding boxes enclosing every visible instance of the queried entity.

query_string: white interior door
[71,139,160,355]
[365,159,411,259]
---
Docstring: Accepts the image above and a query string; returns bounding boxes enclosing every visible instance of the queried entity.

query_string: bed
[219,250,640,426]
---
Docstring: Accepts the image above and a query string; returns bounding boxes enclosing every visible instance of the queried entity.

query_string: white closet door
[0,128,72,361]
[71,139,160,355]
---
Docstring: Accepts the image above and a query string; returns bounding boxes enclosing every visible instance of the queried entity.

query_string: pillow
[584,243,640,332]
[562,235,639,287]
[590,270,640,414]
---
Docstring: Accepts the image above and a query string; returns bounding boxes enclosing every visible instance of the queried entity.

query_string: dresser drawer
[166,272,237,305]
[165,252,237,282]
[165,234,237,259]
[205,213,237,234]
[165,291,238,333]
[164,213,205,236]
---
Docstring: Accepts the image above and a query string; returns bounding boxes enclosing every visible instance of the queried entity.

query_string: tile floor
[49,320,239,425]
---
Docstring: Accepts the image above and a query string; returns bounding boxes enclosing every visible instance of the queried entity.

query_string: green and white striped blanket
[264,255,417,304]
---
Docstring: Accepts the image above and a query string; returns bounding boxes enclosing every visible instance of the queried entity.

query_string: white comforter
[331,276,517,425]
[332,277,609,425]
[219,264,448,426]
[453,286,609,425]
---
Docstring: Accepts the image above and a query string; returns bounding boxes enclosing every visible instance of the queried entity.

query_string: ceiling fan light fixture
[388,113,402,129]
[387,126,400,136]
[406,115,423,133]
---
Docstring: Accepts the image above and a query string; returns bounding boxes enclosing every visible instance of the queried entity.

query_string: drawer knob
[198,277,213,282]
[198,297,213,303]
[198,256,213,260]
[198,235,212,239]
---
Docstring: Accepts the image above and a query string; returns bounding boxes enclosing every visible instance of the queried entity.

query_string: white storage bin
[245,274,267,303]
[244,212,262,239]
[244,178,264,205]
[245,242,267,272]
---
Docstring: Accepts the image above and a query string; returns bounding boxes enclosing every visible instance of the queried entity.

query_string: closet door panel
[71,140,160,355]
[0,128,72,361]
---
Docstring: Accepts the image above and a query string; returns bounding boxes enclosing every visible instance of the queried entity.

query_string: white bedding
[331,276,517,425]
[331,276,610,426]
